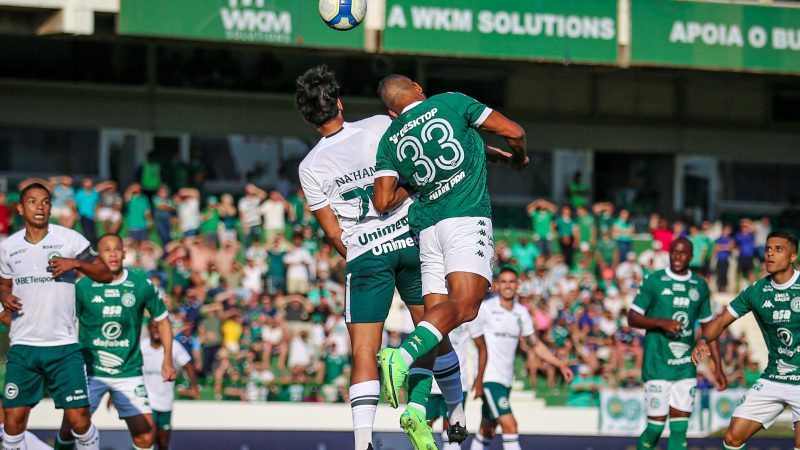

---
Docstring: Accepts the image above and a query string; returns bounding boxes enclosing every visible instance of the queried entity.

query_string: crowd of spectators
[0,165,772,408]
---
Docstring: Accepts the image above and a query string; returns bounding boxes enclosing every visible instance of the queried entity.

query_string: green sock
[55,437,75,450]
[407,368,433,410]
[667,417,689,450]
[637,419,665,450]
[723,443,745,449]
[399,322,442,364]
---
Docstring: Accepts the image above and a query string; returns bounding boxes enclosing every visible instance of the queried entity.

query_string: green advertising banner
[632,0,800,74]
[382,0,618,64]
[119,0,364,50]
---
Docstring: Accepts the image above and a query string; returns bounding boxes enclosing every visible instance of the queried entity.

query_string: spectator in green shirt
[556,205,578,268]
[594,230,619,271]
[611,209,634,258]
[124,182,152,244]
[593,202,615,234]
[199,196,221,247]
[568,171,589,209]
[576,205,597,247]
[526,198,556,257]
[139,151,162,200]
[688,223,711,277]
[511,236,541,273]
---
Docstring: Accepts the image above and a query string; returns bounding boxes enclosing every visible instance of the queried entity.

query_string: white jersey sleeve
[0,243,11,278]
[466,315,484,339]
[519,304,535,338]
[299,164,330,212]
[352,115,393,136]
[66,227,92,256]
[173,339,192,368]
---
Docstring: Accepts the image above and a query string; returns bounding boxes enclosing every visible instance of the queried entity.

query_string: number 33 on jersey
[375,92,494,233]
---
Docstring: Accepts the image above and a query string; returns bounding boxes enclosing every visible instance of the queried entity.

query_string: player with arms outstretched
[694,231,800,450]
[371,75,527,439]
[470,268,572,450]
[0,182,113,450]
[295,65,448,450]
[628,238,725,450]
[55,234,175,450]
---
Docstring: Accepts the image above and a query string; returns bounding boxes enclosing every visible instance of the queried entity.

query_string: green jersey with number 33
[631,269,713,382]
[375,93,493,233]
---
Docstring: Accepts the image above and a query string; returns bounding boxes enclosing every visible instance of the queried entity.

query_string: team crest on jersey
[791,298,800,313]
[91,296,104,304]
[688,289,700,302]
[121,292,136,307]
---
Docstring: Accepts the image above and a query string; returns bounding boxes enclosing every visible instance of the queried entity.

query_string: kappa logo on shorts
[476,250,485,258]
[4,383,18,400]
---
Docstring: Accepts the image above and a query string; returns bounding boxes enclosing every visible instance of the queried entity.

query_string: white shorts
[88,376,151,419]
[418,216,494,296]
[97,208,122,223]
[644,378,697,416]
[733,378,800,429]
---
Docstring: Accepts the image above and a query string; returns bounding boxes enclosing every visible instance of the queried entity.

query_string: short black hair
[295,65,340,127]
[96,233,123,248]
[767,230,799,254]
[671,237,693,252]
[20,182,51,201]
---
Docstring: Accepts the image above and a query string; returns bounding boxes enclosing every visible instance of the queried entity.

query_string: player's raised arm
[48,245,113,283]
[478,111,528,170]
[373,176,414,215]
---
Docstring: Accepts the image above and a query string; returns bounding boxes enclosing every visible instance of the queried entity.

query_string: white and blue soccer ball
[319,0,367,31]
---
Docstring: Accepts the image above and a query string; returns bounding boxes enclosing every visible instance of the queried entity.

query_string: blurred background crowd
[0,155,772,409]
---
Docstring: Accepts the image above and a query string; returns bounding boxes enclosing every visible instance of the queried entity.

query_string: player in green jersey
[55,234,176,450]
[628,238,725,450]
[372,75,527,439]
[694,231,800,450]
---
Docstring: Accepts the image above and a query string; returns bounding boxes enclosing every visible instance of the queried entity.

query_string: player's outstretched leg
[400,359,437,450]
[667,417,689,450]
[349,322,385,450]
[379,273,487,409]
[432,346,467,443]
[636,419,665,450]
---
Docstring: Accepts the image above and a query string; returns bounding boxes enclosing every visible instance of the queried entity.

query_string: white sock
[408,402,426,416]
[350,380,379,450]
[470,432,491,450]
[72,424,99,450]
[132,446,154,450]
[434,351,466,428]
[3,431,27,450]
[400,348,414,366]
[502,433,521,450]
[442,430,460,450]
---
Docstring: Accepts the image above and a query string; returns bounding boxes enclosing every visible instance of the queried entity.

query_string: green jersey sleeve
[374,138,398,179]
[728,283,755,319]
[143,280,168,321]
[440,92,492,128]
[631,277,654,315]
[698,283,713,323]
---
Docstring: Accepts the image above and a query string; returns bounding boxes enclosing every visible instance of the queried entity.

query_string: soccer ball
[319,0,367,31]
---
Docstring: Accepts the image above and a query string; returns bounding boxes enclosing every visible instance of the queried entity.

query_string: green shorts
[344,232,423,323]
[153,409,173,431]
[481,382,512,420]
[425,391,468,421]
[4,344,89,409]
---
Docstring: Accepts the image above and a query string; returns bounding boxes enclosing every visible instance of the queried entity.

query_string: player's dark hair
[20,182,51,200]
[295,65,341,127]
[96,233,123,248]
[767,230,799,254]
[498,267,519,278]
[671,237,693,252]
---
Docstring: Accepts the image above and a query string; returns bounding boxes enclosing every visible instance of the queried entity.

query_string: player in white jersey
[470,268,573,450]
[296,66,461,450]
[0,182,113,450]
[426,322,485,450]
[141,319,198,450]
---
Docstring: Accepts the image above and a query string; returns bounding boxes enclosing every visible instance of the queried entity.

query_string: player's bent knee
[723,429,746,447]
